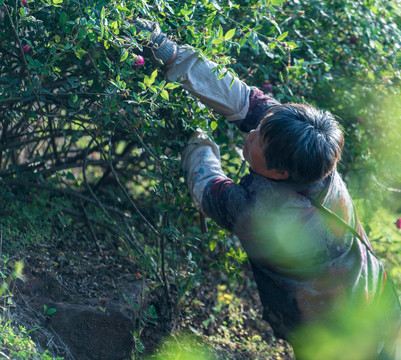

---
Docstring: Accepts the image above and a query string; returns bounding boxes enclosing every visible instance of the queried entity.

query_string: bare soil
[8,242,294,360]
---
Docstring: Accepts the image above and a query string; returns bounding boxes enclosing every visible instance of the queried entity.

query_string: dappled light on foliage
[0,260,24,297]
[373,95,401,183]
[252,211,318,269]
[146,334,216,360]
[290,284,401,360]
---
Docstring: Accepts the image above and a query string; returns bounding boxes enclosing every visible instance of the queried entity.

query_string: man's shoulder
[239,172,311,210]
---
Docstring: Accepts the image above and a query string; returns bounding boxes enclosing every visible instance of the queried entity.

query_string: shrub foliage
[0,0,400,352]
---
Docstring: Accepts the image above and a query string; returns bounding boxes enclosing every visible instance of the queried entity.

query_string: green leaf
[270,0,285,6]
[78,29,86,40]
[218,71,228,80]
[66,172,75,180]
[74,48,87,60]
[59,11,67,26]
[210,1,221,11]
[26,55,42,69]
[120,50,129,62]
[161,89,169,100]
[100,7,105,38]
[285,41,298,49]
[149,86,158,94]
[277,31,288,42]
[210,121,218,131]
[210,239,217,251]
[181,6,192,16]
[239,36,247,47]
[224,28,236,41]
[270,19,282,35]
[212,38,224,45]
[165,82,181,90]
[52,0,63,3]
[217,26,224,38]
[47,308,57,315]
[367,72,375,81]
[259,41,274,58]
[149,69,158,86]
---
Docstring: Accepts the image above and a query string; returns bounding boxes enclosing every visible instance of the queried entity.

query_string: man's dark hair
[259,103,344,185]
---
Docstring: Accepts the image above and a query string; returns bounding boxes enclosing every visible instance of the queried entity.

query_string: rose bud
[22,0,28,5]
[349,35,357,44]
[134,55,145,66]
[22,44,31,53]
[396,218,401,229]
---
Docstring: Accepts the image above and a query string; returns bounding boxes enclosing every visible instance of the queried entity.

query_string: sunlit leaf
[212,38,224,45]
[161,89,169,100]
[277,31,288,42]
[149,69,158,86]
[224,28,236,41]
[120,50,129,62]
[271,0,285,6]
[165,82,181,90]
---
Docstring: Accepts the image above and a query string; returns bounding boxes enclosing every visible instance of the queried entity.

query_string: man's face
[243,125,268,175]
[243,125,289,180]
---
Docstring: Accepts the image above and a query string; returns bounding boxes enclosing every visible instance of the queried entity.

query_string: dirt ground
[8,241,294,360]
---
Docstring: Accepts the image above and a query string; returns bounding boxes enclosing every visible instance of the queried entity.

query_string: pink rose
[22,44,31,53]
[22,0,28,5]
[396,218,401,229]
[134,55,145,66]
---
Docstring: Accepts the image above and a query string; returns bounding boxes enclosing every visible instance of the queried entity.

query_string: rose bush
[0,0,400,356]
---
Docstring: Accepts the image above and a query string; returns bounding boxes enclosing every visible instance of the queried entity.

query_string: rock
[14,266,148,360]
[47,302,135,360]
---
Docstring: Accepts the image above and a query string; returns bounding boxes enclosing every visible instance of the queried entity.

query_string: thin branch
[122,217,163,284]
[2,179,132,219]
[93,141,136,191]
[373,176,401,193]
[0,157,126,178]
[131,126,180,173]
[161,212,171,304]
[0,224,3,259]
[82,137,114,222]
[98,132,161,238]
[80,201,104,256]
[4,4,47,119]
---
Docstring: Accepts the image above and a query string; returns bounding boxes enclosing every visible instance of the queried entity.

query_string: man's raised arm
[133,19,280,132]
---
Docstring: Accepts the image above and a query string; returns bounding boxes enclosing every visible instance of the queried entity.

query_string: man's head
[243,103,344,184]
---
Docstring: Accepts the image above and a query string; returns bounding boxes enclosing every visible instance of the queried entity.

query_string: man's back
[201,168,387,340]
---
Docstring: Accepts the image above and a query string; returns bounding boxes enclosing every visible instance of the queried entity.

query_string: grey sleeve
[164,45,251,121]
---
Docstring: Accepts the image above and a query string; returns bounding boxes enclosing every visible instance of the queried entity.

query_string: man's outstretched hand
[131,19,177,66]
